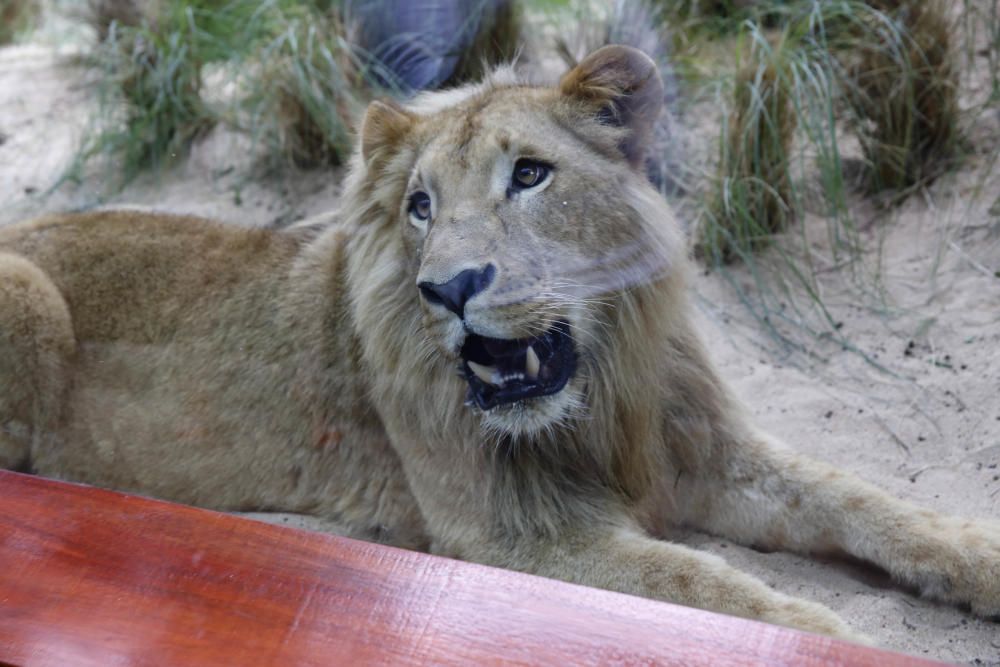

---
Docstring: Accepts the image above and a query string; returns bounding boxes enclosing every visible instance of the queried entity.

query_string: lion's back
[0,210,302,343]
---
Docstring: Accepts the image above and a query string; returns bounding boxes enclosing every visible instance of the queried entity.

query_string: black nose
[418,264,496,318]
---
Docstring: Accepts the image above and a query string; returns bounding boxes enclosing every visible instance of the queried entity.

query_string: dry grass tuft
[253,9,364,168]
[0,0,40,44]
[845,0,960,192]
[83,3,213,175]
[72,1,523,177]
[698,34,797,262]
[74,0,294,183]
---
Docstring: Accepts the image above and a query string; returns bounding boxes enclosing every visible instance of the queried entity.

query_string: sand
[1,21,998,664]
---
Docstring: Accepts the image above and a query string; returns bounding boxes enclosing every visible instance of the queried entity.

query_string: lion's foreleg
[680,434,1000,618]
[469,524,861,640]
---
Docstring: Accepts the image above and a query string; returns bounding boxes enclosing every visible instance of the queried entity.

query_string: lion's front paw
[954,521,1000,618]
[762,595,871,644]
[913,518,1000,618]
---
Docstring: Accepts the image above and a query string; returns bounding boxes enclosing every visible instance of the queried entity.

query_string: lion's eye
[409,192,432,221]
[511,159,550,189]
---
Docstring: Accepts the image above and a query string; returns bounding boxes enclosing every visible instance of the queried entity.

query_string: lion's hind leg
[0,252,75,471]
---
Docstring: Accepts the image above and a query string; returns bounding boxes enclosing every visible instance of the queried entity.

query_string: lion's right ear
[361,100,414,165]
[559,45,664,168]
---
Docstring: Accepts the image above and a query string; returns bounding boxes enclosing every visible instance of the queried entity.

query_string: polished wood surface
[0,470,945,666]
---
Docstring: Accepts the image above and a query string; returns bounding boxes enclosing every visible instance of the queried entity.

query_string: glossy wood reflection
[0,471,945,666]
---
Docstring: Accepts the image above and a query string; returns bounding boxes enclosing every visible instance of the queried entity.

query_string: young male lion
[0,46,997,641]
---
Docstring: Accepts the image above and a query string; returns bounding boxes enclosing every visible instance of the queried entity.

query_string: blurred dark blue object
[347,0,510,91]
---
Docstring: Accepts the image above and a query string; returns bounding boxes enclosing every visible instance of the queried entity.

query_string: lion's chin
[477,387,582,439]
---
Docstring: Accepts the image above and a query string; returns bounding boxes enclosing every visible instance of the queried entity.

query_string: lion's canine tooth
[525,345,540,380]
[468,360,498,386]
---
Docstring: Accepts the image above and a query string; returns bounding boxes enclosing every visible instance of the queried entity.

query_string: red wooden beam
[0,470,945,666]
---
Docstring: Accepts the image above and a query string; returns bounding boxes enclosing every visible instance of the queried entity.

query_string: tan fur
[1,47,997,641]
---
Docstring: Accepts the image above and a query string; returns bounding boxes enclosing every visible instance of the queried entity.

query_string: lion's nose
[418,264,496,318]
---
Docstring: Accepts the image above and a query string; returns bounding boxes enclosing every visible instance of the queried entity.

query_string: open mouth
[460,320,577,411]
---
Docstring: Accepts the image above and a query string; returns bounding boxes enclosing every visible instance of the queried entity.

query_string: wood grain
[0,470,946,666]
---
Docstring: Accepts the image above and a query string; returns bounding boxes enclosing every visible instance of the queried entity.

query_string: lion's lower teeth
[525,345,540,380]
[468,360,498,386]
[469,343,545,389]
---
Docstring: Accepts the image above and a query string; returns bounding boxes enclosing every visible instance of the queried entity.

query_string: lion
[1,46,998,642]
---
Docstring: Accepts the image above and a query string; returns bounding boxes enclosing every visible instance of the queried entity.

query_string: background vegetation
[4,0,996,365]
[660,0,987,363]
[0,0,40,44]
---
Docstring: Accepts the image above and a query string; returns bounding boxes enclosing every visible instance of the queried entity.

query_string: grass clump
[698,32,797,262]
[682,3,877,360]
[72,0,524,180]
[250,9,364,168]
[74,0,369,180]
[689,0,965,260]
[0,0,40,44]
[843,0,960,193]
[680,0,973,363]
[683,0,964,265]
[76,0,274,184]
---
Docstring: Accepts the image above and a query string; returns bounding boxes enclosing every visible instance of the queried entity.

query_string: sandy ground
[1,19,999,665]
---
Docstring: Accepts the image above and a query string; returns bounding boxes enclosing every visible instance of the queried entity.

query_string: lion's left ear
[361,99,415,166]
[559,45,664,168]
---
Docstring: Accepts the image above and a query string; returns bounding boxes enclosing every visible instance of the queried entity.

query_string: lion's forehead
[431,102,556,154]
[411,91,601,174]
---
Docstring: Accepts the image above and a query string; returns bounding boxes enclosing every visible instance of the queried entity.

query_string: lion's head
[346,46,685,443]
